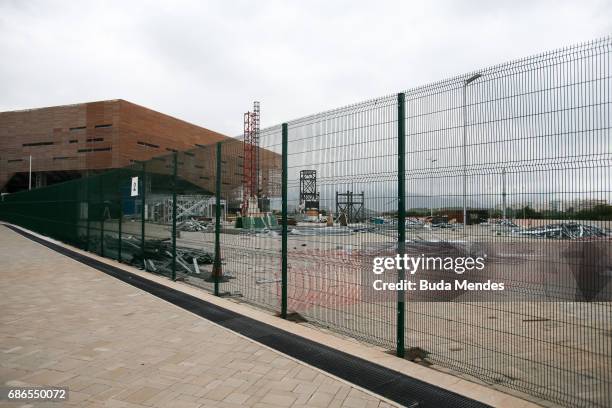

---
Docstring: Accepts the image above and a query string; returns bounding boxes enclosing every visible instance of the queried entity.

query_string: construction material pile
[514,222,609,240]
[488,219,519,228]
[140,240,213,275]
[369,217,425,232]
[290,226,353,236]
[101,234,214,276]
[178,218,211,232]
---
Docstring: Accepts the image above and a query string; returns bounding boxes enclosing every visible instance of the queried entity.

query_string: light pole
[429,158,438,216]
[462,73,482,230]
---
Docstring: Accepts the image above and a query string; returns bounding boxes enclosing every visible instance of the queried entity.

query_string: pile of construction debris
[514,222,609,240]
[99,234,214,276]
[138,240,213,276]
[487,219,519,228]
[486,219,520,234]
[178,218,211,232]
[144,245,214,276]
[290,226,353,236]
[368,217,425,231]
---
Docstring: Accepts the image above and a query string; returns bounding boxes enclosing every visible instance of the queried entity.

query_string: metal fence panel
[284,95,398,348]
[1,36,610,408]
[401,38,611,408]
[218,131,283,311]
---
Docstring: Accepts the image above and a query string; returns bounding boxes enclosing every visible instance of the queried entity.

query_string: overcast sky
[1,0,611,136]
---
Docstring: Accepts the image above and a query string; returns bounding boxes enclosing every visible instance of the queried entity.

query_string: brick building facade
[0,100,230,192]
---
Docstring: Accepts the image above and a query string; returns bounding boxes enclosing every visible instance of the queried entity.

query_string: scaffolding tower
[299,170,319,211]
[336,191,364,223]
[242,101,260,215]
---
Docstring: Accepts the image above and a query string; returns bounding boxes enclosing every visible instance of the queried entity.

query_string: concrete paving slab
[0,225,395,408]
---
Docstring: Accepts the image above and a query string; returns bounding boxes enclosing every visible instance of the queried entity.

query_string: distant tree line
[508,204,612,220]
[386,204,612,221]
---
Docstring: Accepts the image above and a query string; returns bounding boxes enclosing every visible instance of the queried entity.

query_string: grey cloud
[1,0,610,135]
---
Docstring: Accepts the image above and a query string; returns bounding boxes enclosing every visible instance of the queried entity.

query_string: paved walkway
[0,226,395,408]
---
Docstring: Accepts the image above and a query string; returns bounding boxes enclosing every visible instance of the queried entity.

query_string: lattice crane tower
[242,101,260,215]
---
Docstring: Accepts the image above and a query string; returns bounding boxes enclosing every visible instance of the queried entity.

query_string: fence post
[281,123,288,319]
[100,177,104,257]
[85,177,90,251]
[141,162,146,269]
[117,173,123,263]
[171,152,177,281]
[397,92,406,358]
[118,199,122,263]
[212,142,223,296]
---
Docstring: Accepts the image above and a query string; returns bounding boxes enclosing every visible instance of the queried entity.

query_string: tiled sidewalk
[0,226,395,408]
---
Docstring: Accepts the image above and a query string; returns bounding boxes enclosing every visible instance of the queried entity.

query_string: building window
[22,141,53,147]
[53,156,76,160]
[68,139,78,143]
[137,141,159,148]
[69,126,86,131]
[77,147,112,153]
[94,124,112,128]
[86,138,104,142]
[8,159,23,163]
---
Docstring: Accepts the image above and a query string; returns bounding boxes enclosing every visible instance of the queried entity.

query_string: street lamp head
[465,73,482,85]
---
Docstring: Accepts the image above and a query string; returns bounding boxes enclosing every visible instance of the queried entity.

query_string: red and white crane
[242,101,260,216]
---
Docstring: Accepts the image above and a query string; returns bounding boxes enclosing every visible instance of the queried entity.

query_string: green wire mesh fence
[1,37,611,408]
[399,39,612,407]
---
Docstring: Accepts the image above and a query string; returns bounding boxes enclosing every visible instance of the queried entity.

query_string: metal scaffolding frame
[335,190,364,223]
